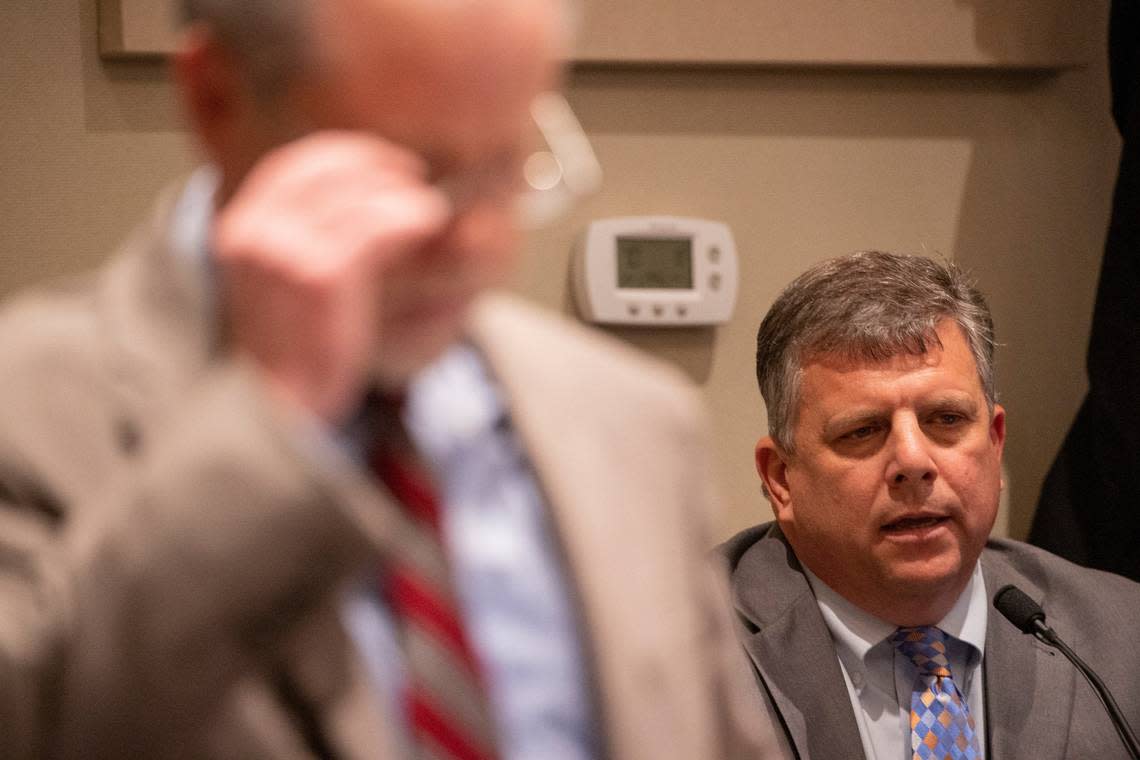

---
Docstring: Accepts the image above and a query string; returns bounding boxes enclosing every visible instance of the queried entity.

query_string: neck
[806,564,969,628]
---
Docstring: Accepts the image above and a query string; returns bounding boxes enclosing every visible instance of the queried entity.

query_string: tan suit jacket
[0,188,779,759]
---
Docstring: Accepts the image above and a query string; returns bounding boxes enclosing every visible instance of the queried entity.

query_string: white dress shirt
[805,564,988,760]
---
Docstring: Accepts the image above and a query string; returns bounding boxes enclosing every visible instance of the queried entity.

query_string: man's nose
[885,417,937,488]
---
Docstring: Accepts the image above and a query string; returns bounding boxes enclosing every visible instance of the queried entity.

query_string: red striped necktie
[371,399,500,760]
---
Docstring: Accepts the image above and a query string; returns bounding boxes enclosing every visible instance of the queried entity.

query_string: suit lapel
[730,527,866,760]
[468,296,722,760]
[981,549,1076,760]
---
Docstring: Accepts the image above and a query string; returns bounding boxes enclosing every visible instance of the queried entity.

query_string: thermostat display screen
[616,237,693,289]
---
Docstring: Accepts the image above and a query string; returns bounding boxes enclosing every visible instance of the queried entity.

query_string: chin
[885,554,969,597]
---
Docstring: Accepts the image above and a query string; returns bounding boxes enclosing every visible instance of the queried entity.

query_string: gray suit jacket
[719,522,1140,760]
[0,186,780,759]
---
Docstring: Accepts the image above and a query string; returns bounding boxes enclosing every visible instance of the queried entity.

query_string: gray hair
[756,251,996,453]
[180,0,310,96]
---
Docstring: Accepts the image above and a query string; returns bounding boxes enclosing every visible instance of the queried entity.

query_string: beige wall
[1,1,193,292]
[1,0,1120,541]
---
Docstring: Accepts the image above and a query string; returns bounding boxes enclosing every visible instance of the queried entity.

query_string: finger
[297,183,452,278]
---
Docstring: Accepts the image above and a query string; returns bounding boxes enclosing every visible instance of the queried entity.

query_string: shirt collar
[169,167,220,316]
[806,568,896,673]
[938,561,988,657]
[404,342,507,466]
[807,561,988,678]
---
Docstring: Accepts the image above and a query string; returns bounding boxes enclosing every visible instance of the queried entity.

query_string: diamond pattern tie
[371,398,500,760]
[890,626,981,760]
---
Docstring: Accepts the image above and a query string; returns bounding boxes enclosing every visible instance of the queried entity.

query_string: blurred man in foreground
[0,0,777,757]
[720,251,1140,759]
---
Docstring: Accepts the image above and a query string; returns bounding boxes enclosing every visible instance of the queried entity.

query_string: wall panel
[98,0,1096,70]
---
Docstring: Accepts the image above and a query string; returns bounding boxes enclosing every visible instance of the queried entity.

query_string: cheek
[456,203,518,255]
[803,459,880,506]
[479,227,519,281]
[420,209,520,289]
[813,470,893,557]
[786,464,870,533]
[938,451,1003,523]
[946,441,1003,488]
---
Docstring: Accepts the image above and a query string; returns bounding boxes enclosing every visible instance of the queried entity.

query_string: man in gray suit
[720,251,1140,759]
[0,0,778,758]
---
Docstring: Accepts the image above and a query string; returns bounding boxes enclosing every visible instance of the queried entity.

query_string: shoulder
[0,272,108,405]
[714,522,814,629]
[0,184,190,492]
[0,181,186,400]
[469,291,706,426]
[0,269,126,528]
[716,521,783,575]
[983,538,1140,628]
[983,537,1140,594]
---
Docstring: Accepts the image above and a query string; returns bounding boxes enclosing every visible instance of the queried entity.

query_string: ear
[990,403,1007,487]
[171,23,247,166]
[756,435,794,521]
[990,403,1006,453]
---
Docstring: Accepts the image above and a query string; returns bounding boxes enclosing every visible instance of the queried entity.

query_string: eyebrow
[822,409,888,439]
[915,393,979,415]
[822,394,980,437]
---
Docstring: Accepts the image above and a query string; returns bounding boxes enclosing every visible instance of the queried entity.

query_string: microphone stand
[1025,617,1140,760]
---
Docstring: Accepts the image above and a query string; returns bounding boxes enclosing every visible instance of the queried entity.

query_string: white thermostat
[573,216,738,326]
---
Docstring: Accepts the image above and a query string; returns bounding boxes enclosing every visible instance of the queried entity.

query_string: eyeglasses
[516,92,602,228]
[434,92,602,230]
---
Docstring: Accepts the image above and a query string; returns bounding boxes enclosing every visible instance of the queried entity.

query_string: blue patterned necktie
[890,626,982,760]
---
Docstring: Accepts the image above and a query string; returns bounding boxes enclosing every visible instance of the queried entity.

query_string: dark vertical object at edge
[1030,0,1140,581]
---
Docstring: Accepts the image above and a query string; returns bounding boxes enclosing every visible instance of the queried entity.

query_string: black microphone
[993,584,1140,760]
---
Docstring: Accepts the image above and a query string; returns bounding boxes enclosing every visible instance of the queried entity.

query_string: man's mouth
[881,514,950,533]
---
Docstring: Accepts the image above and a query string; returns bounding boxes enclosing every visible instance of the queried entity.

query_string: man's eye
[933,413,965,426]
[843,425,878,440]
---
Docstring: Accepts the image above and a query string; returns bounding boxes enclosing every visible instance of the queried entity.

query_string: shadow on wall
[955,0,1097,66]
[561,267,719,384]
[594,325,718,385]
